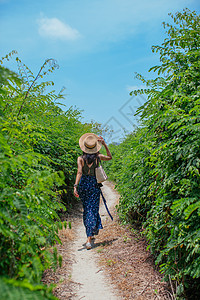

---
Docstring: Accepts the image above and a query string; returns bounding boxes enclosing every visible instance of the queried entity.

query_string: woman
[74,133,112,249]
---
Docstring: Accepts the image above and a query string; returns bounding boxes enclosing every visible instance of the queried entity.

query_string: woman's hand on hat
[98,136,106,146]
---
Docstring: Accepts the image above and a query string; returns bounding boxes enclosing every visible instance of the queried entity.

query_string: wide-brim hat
[79,133,102,154]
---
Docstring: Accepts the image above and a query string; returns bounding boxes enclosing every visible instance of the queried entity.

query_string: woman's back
[81,156,99,176]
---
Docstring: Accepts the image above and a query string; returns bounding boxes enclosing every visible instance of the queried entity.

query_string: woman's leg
[87,236,92,243]
[79,176,102,248]
[86,236,92,249]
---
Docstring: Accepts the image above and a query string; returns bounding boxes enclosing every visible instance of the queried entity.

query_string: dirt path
[43,181,170,299]
[71,182,120,300]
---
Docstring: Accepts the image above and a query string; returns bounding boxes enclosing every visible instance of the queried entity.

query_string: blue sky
[1,0,199,142]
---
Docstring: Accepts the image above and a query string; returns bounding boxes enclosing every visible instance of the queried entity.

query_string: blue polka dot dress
[78,174,103,237]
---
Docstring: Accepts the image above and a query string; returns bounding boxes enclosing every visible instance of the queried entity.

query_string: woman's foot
[86,242,92,250]
[86,236,92,249]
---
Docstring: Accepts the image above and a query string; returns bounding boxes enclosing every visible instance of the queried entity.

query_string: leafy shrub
[0,53,97,298]
[106,9,200,299]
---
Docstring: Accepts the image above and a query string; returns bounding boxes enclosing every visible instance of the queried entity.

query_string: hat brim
[79,133,102,154]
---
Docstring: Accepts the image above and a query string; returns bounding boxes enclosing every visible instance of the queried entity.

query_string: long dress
[78,158,103,237]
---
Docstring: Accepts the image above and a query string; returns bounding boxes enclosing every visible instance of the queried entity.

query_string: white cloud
[37,16,81,41]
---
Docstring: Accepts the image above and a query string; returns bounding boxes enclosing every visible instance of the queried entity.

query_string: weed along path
[43,181,169,299]
[71,182,120,300]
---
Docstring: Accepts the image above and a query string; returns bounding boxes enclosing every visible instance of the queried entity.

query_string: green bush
[106,9,200,299]
[0,54,97,298]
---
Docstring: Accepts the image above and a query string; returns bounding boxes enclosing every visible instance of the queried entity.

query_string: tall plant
[106,9,200,299]
[0,53,97,299]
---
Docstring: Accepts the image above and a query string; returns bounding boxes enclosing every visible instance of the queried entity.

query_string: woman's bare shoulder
[77,156,84,164]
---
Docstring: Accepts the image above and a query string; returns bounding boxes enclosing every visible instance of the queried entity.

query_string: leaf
[184,201,200,220]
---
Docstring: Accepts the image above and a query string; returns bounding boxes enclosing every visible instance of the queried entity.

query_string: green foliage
[0,277,57,300]
[0,53,99,297]
[106,9,200,299]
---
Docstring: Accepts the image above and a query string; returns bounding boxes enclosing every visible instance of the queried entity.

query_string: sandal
[86,242,92,250]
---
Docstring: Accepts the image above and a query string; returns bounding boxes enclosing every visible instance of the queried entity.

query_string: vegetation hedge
[105,9,200,299]
[0,54,99,299]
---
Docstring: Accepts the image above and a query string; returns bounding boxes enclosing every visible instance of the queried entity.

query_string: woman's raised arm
[98,136,112,161]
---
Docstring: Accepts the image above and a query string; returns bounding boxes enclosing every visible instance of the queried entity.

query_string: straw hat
[79,133,102,154]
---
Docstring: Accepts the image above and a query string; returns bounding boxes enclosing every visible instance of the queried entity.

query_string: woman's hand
[74,187,79,198]
[98,136,106,146]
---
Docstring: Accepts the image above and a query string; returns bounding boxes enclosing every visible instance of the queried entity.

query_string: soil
[43,181,172,300]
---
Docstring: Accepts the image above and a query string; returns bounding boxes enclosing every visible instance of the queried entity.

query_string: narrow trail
[43,182,169,299]
[71,182,120,300]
